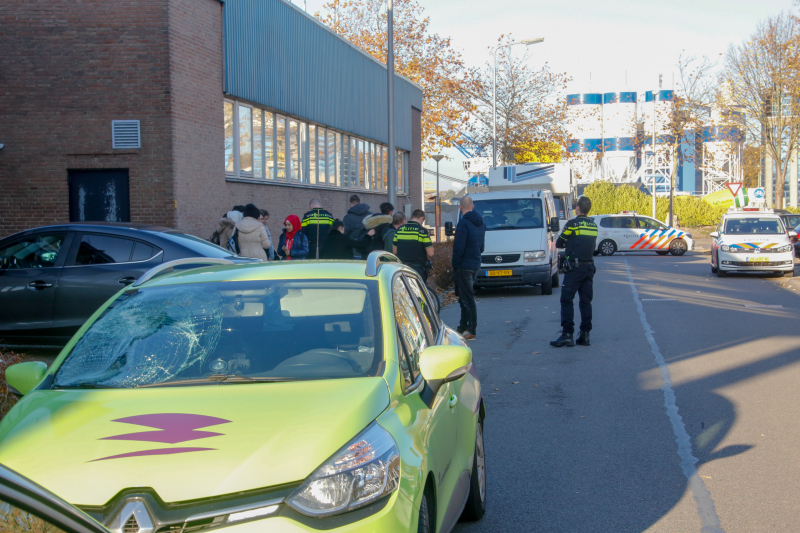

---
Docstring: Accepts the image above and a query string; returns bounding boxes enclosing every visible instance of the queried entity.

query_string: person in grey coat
[343,194,372,258]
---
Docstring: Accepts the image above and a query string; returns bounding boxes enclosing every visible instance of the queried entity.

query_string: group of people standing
[210,194,412,264]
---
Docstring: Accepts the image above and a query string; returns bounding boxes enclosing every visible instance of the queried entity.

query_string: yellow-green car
[0,252,486,533]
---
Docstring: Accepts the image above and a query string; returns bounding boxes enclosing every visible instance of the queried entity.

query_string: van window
[473,198,543,230]
[554,197,567,219]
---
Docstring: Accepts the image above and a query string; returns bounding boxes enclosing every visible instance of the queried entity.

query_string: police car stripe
[654,230,676,249]
[646,230,667,249]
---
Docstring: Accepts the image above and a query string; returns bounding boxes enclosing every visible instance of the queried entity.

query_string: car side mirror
[709,232,719,238]
[6,361,48,396]
[418,345,472,404]
[789,231,797,239]
[549,217,560,233]
[444,221,455,236]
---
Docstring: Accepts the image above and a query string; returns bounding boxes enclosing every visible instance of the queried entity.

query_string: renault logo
[109,501,154,533]
[495,256,503,263]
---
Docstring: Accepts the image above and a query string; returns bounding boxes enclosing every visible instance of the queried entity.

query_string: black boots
[550,331,574,347]
[576,331,590,346]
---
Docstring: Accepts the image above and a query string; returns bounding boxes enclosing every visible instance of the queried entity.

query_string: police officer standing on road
[393,209,434,282]
[301,199,334,259]
[551,196,598,347]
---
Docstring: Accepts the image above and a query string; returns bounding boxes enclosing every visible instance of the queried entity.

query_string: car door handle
[449,394,458,409]
[27,281,53,290]
[119,277,137,285]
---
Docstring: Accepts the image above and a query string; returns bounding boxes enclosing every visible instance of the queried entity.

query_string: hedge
[584,181,729,227]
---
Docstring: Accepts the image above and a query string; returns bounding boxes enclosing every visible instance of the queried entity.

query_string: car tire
[711,264,718,274]
[552,272,560,288]
[717,268,727,278]
[669,239,688,256]
[459,420,486,522]
[593,250,600,256]
[784,270,795,278]
[598,240,617,256]
[541,275,553,295]
[656,250,669,256]
[418,492,432,533]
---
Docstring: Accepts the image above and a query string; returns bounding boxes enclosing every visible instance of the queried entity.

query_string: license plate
[746,256,768,262]
[486,270,512,277]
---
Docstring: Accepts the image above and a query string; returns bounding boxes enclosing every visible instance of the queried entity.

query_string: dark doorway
[68,169,131,222]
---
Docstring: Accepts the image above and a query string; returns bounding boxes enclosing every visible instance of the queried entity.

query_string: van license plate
[487,270,512,277]
[746,257,768,262]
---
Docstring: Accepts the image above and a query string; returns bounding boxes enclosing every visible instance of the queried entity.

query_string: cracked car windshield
[53,280,382,388]
[473,198,544,230]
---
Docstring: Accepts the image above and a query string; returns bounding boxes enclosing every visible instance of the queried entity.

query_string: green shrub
[583,181,729,227]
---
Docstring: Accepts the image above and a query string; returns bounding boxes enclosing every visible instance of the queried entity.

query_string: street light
[387,0,397,207]
[493,37,544,169]
[432,154,444,242]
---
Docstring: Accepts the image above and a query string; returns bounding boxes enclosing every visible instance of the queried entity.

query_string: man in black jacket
[343,194,372,258]
[301,199,334,259]
[452,195,485,340]
[320,220,375,260]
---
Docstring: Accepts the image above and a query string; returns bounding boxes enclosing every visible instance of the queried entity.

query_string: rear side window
[599,217,614,228]
[132,242,161,262]
[74,235,134,265]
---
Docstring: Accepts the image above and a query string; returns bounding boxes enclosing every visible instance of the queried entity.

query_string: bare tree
[720,12,800,209]
[467,36,570,163]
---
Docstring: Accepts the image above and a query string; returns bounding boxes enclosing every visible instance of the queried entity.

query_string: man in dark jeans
[452,195,485,341]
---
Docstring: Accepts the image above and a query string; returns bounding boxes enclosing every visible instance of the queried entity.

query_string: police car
[711,207,796,277]
[593,212,694,256]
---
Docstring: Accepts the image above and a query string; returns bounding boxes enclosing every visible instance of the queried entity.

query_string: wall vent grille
[112,120,141,149]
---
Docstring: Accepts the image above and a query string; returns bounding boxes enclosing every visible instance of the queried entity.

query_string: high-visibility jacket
[556,215,598,261]
[301,208,334,253]
[393,221,432,264]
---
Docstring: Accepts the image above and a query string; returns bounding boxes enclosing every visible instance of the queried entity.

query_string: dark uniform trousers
[560,262,595,334]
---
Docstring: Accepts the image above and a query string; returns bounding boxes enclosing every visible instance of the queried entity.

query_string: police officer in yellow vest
[551,196,598,347]
[301,199,334,259]
[393,209,434,282]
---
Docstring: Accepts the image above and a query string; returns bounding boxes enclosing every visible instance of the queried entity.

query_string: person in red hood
[277,214,309,260]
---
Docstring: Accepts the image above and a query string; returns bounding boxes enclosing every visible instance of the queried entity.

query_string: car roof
[139,259,408,289]
[1,222,179,241]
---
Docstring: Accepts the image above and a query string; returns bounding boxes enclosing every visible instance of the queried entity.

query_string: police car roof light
[619,211,638,215]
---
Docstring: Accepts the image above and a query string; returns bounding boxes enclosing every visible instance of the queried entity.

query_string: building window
[224,98,405,194]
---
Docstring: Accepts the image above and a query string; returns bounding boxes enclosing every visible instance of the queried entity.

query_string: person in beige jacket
[235,204,271,261]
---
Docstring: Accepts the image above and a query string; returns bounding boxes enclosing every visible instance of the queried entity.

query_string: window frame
[63,232,163,268]
[391,272,430,395]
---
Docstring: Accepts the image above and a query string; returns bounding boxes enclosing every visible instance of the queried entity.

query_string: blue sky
[300,0,794,189]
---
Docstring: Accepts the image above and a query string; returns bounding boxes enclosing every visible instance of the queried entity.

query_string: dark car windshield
[159,232,240,259]
[472,198,544,230]
[52,279,382,388]
[724,218,785,235]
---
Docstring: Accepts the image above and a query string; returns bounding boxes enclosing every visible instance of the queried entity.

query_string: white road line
[623,258,725,533]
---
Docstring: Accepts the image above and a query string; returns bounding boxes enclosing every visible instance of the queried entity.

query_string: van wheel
[784,270,795,278]
[552,272,560,288]
[541,276,553,295]
[669,239,687,256]
[598,240,617,256]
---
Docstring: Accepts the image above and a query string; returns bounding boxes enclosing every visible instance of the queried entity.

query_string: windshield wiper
[135,376,296,388]
[54,383,115,389]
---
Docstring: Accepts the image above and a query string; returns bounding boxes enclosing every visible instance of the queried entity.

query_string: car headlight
[287,422,400,517]
[776,244,793,252]
[524,251,546,262]
[685,233,693,240]
[720,245,730,252]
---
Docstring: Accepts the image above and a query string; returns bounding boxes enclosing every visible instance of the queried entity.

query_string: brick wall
[0,0,175,238]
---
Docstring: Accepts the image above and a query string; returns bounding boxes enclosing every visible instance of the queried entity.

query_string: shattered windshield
[472,198,544,230]
[53,280,382,388]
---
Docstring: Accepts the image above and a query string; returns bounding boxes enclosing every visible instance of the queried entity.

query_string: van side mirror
[444,221,455,236]
[549,217,560,233]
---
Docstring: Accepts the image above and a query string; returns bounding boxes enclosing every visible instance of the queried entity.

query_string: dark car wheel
[459,420,486,521]
[541,275,553,295]
[669,238,688,256]
[656,250,669,256]
[598,240,617,256]
[418,492,432,533]
[784,270,795,278]
[711,263,718,274]
[717,268,727,278]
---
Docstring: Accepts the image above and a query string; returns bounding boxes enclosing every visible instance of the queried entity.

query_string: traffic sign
[725,182,743,197]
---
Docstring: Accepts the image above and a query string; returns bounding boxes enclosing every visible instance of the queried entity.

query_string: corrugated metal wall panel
[223,0,422,152]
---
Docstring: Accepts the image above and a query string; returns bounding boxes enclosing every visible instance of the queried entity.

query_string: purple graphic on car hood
[91,414,231,462]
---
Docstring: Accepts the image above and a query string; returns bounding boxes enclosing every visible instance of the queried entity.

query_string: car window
[784,215,800,229]
[393,276,426,388]
[724,218,784,235]
[159,232,239,258]
[74,235,135,265]
[599,217,614,228]
[52,279,383,388]
[0,499,67,532]
[405,276,439,339]
[637,217,664,230]
[0,234,66,270]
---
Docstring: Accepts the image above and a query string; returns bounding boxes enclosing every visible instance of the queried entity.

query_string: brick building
[0,0,423,240]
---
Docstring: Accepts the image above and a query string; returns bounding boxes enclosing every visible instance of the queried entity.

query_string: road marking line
[641,299,677,301]
[744,304,783,308]
[623,258,725,533]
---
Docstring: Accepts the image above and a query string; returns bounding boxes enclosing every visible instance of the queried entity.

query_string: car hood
[0,378,389,505]
[483,228,544,257]
[719,235,790,246]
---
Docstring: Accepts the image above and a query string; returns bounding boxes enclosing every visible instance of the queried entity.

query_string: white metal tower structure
[566,93,603,181]
[601,92,638,182]
[637,90,675,194]
[700,109,744,195]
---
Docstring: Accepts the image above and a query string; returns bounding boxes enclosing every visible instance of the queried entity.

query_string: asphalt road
[446,251,800,533]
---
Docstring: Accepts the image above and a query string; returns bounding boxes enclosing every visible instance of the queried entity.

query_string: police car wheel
[598,240,617,256]
[669,239,687,256]
[716,268,727,278]
[711,264,718,274]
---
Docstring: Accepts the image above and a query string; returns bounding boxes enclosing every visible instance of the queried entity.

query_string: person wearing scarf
[277,214,309,260]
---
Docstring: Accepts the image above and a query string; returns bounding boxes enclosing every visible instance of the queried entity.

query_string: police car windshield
[473,199,544,230]
[724,218,785,235]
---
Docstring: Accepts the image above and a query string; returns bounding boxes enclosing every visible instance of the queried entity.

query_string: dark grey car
[0,223,254,347]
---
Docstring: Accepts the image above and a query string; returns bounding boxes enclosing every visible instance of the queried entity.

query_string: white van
[448,189,561,294]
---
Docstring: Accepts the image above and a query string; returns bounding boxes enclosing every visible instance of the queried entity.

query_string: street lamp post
[432,154,444,242]
[387,0,397,207]
[492,37,544,169]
